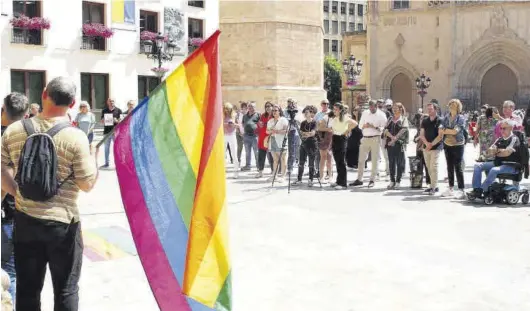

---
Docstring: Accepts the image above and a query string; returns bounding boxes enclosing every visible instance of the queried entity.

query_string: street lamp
[416,73,431,110]
[141,32,177,72]
[342,54,363,108]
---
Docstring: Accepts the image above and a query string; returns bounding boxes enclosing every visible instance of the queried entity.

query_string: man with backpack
[1,77,99,311]
[1,92,29,304]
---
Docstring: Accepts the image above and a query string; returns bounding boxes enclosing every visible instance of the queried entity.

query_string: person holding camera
[292,105,318,187]
[285,99,301,175]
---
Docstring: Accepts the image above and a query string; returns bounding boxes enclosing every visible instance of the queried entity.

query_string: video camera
[286,98,298,120]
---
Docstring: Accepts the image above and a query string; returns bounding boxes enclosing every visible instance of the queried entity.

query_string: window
[138,76,161,100]
[188,18,204,38]
[357,4,364,16]
[12,1,42,45]
[323,39,329,54]
[357,23,363,31]
[339,40,342,54]
[82,2,105,51]
[140,10,158,32]
[323,1,329,13]
[188,1,204,8]
[349,22,355,31]
[10,70,45,106]
[340,2,346,14]
[80,73,109,110]
[331,40,338,52]
[332,21,338,34]
[331,1,338,13]
[341,21,346,33]
[393,0,410,9]
[323,20,329,34]
[348,3,354,15]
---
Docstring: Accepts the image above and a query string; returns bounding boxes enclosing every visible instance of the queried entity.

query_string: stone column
[220,1,326,108]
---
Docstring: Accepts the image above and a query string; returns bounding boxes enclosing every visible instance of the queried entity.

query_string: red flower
[10,15,50,30]
[82,23,114,39]
[189,37,204,47]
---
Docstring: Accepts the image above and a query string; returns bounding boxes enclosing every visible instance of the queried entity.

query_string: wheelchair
[466,161,529,206]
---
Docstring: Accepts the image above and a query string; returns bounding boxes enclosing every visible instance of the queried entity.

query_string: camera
[286,99,298,119]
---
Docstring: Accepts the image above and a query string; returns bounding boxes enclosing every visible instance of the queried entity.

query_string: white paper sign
[104,113,114,126]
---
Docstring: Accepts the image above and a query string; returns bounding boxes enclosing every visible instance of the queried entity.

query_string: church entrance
[390,73,414,114]
[480,64,518,108]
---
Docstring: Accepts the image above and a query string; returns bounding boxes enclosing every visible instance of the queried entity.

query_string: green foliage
[324,55,343,104]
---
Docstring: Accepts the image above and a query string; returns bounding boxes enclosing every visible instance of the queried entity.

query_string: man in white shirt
[350,100,389,188]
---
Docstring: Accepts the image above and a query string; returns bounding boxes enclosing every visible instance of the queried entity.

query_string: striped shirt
[1,116,97,224]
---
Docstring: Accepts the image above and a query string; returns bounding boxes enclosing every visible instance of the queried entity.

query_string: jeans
[298,141,317,181]
[104,133,115,166]
[287,131,300,172]
[257,149,273,172]
[315,151,321,176]
[243,134,258,168]
[332,135,348,187]
[14,212,83,311]
[236,134,244,164]
[472,161,516,191]
[444,144,465,189]
[1,221,16,303]
[387,144,406,183]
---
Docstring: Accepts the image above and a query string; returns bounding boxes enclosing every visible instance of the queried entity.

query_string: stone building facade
[220,1,326,108]
[367,1,530,113]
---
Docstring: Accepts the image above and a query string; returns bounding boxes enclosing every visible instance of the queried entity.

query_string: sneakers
[349,180,363,186]
[454,189,466,199]
[424,187,439,194]
[441,188,454,197]
[394,182,400,189]
[368,181,375,188]
[233,173,239,179]
[330,182,338,187]
[308,180,314,187]
[387,182,395,190]
[241,166,251,171]
[277,177,284,183]
[334,185,345,190]
[291,180,302,186]
[255,171,263,178]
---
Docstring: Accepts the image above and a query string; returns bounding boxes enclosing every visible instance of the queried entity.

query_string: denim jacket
[441,114,465,145]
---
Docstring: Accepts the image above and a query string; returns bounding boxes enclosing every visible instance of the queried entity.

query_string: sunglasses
[272,109,279,112]
[501,127,510,130]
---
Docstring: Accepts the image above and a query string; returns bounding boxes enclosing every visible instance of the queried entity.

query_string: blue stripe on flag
[124,0,135,24]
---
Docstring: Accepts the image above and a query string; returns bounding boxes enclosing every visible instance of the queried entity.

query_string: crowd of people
[224,97,530,198]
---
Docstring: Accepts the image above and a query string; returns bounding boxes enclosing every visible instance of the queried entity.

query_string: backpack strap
[22,119,36,136]
[46,122,72,137]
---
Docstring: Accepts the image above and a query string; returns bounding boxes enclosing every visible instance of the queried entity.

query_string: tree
[324,55,343,105]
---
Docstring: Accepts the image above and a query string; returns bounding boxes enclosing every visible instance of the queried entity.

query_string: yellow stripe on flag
[184,129,230,306]
[165,54,208,176]
[111,0,125,23]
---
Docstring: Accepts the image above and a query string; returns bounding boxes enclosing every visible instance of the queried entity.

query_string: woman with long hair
[255,102,274,178]
[474,107,498,162]
[346,109,363,169]
[440,99,466,198]
[223,102,239,178]
[383,102,409,189]
[266,104,289,182]
[329,102,357,190]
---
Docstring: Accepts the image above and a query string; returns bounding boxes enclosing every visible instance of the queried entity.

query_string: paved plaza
[37,140,530,311]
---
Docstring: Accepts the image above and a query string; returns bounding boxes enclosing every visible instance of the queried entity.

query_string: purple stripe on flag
[113,104,191,311]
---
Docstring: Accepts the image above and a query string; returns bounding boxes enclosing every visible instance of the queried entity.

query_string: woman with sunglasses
[266,105,289,182]
[329,102,357,190]
[383,102,409,189]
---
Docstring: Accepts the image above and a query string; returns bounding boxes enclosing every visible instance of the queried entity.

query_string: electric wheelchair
[466,131,529,206]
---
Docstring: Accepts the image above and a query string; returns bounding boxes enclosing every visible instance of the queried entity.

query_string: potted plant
[189,37,204,47]
[151,67,169,78]
[140,31,161,41]
[82,23,114,39]
[10,15,50,30]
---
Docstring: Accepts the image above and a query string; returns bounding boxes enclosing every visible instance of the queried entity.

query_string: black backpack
[15,119,74,201]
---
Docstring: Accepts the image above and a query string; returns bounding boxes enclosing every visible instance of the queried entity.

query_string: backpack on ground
[15,119,74,202]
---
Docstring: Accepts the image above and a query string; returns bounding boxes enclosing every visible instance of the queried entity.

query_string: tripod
[270,119,323,193]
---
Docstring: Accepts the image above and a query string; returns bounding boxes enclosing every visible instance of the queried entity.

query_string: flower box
[189,37,204,47]
[10,15,50,30]
[82,23,114,39]
[140,30,167,42]
[151,67,169,77]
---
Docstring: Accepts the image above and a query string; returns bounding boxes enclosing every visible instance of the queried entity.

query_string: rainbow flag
[111,0,135,24]
[113,30,231,311]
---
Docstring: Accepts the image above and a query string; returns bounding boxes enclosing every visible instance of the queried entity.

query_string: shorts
[270,137,283,153]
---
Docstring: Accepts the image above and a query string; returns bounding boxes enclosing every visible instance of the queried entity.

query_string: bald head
[46,77,76,107]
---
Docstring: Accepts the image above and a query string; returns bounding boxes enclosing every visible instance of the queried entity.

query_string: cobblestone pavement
[37,140,530,311]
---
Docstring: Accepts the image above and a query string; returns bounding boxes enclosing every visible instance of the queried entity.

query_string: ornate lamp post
[342,54,363,108]
[141,32,177,78]
[416,73,431,110]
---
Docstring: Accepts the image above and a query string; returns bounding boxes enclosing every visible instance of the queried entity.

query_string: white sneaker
[441,188,454,197]
[330,182,337,187]
[394,182,400,189]
[267,176,274,182]
[387,182,395,190]
[233,174,239,179]
[454,189,466,199]
[255,171,263,178]
[277,177,284,183]
[334,185,345,190]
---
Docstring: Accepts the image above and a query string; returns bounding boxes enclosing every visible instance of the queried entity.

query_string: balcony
[81,35,106,51]
[11,28,42,45]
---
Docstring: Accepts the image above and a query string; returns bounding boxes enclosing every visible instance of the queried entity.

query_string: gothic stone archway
[390,73,414,113]
[480,63,518,108]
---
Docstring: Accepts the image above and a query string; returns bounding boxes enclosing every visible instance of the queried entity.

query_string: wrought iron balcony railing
[81,35,106,51]
[11,28,42,45]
